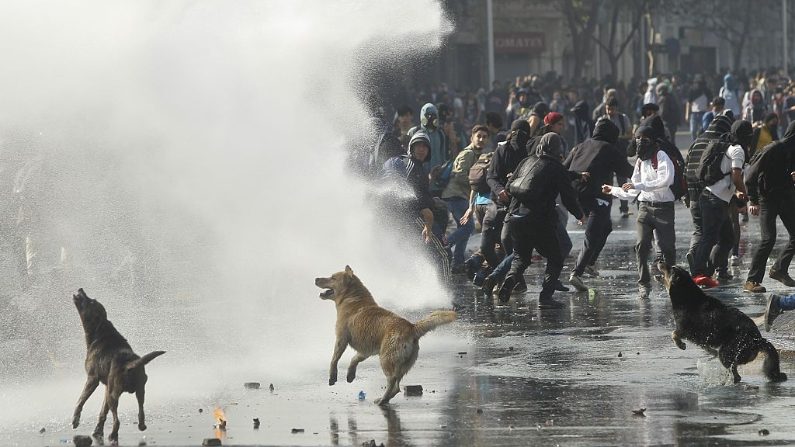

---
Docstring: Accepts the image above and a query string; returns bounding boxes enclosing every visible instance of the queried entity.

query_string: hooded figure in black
[744,121,795,286]
[564,117,634,289]
[497,133,584,307]
[571,100,594,145]
[482,119,532,293]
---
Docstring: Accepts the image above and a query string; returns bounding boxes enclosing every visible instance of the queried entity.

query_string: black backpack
[468,152,494,194]
[698,140,731,186]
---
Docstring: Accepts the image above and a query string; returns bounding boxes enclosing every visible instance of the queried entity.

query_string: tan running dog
[71,288,165,442]
[315,266,456,405]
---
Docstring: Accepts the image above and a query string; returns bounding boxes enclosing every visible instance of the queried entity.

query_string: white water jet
[0,0,453,428]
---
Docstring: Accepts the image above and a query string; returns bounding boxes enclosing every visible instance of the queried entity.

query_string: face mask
[422,113,438,129]
[636,138,655,160]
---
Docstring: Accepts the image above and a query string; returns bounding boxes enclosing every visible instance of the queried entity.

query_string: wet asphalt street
[6,197,795,447]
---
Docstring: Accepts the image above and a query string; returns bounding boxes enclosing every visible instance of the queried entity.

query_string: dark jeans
[747,191,795,283]
[507,214,563,300]
[636,202,676,285]
[573,198,613,276]
[476,203,502,269]
[693,190,730,276]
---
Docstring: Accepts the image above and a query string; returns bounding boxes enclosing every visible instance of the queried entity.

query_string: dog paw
[328,378,336,386]
[138,422,147,431]
[346,372,356,383]
[72,418,80,429]
[373,398,383,405]
[674,341,686,350]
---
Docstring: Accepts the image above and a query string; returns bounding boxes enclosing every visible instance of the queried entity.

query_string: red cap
[544,112,563,125]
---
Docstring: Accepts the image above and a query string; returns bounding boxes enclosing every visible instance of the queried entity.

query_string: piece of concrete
[244,382,261,389]
[403,385,423,396]
[73,435,92,447]
[202,438,222,446]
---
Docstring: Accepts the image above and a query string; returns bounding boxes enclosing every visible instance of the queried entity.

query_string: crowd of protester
[354,67,795,320]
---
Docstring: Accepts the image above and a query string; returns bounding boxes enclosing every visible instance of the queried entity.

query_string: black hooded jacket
[745,121,795,205]
[487,125,530,205]
[508,134,584,221]
[564,118,634,200]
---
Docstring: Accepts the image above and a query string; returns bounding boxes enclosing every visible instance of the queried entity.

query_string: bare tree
[590,0,650,79]
[558,0,603,80]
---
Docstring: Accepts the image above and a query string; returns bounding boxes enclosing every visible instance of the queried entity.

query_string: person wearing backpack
[602,126,676,299]
[478,119,532,296]
[564,118,634,292]
[691,120,753,290]
[684,113,734,273]
[743,121,795,290]
[497,133,584,307]
[441,125,489,271]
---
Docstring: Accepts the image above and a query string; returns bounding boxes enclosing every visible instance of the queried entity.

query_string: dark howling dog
[71,288,165,441]
[315,266,456,405]
[659,263,787,383]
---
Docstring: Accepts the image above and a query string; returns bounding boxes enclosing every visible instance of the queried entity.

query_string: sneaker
[538,298,565,309]
[639,283,651,299]
[554,280,570,292]
[472,269,487,287]
[764,294,783,331]
[465,255,484,277]
[693,275,720,289]
[512,281,528,294]
[620,210,631,218]
[481,276,497,296]
[498,277,516,304]
[730,255,741,266]
[584,265,600,277]
[569,274,588,292]
[743,281,766,293]
[717,270,733,281]
[769,268,795,287]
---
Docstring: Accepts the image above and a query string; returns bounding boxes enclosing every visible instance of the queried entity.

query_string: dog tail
[127,351,166,370]
[413,310,456,338]
[759,340,788,382]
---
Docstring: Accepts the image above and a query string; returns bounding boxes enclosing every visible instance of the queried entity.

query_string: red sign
[494,32,545,54]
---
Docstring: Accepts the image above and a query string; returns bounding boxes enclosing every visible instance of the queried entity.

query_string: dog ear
[126,351,166,370]
[345,265,353,275]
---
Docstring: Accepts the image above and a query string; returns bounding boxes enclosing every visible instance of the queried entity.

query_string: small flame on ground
[214,407,227,438]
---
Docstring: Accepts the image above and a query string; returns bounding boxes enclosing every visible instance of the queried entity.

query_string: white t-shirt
[705,144,744,202]
[690,94,708,113]
[609,150,675,203]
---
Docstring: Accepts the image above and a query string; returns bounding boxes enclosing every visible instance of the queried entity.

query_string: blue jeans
[690,112,705,141]
[778,294,795,310]
[443,197,474,266]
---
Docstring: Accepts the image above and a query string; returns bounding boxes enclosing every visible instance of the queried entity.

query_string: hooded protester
[564,117,634,291]
[528,101,550,136]
[379,131,451,282]
[743,89,767,123]
[480,119,533,295]
[603,125,676,298]
[720,74,742,118]
[497,133,584,308]
[571,100,594,145]
[691,120,751,290]
[744,121,795,290]
[407,103,449,173]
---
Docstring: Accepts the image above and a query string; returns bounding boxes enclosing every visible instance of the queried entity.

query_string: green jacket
[441,144,482,200]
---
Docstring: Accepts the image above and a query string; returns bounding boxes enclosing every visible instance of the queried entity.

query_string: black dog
[659,264,787,383]
[72,288,165,442]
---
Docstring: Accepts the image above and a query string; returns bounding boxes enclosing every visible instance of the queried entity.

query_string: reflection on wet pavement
[5,204,795,446]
